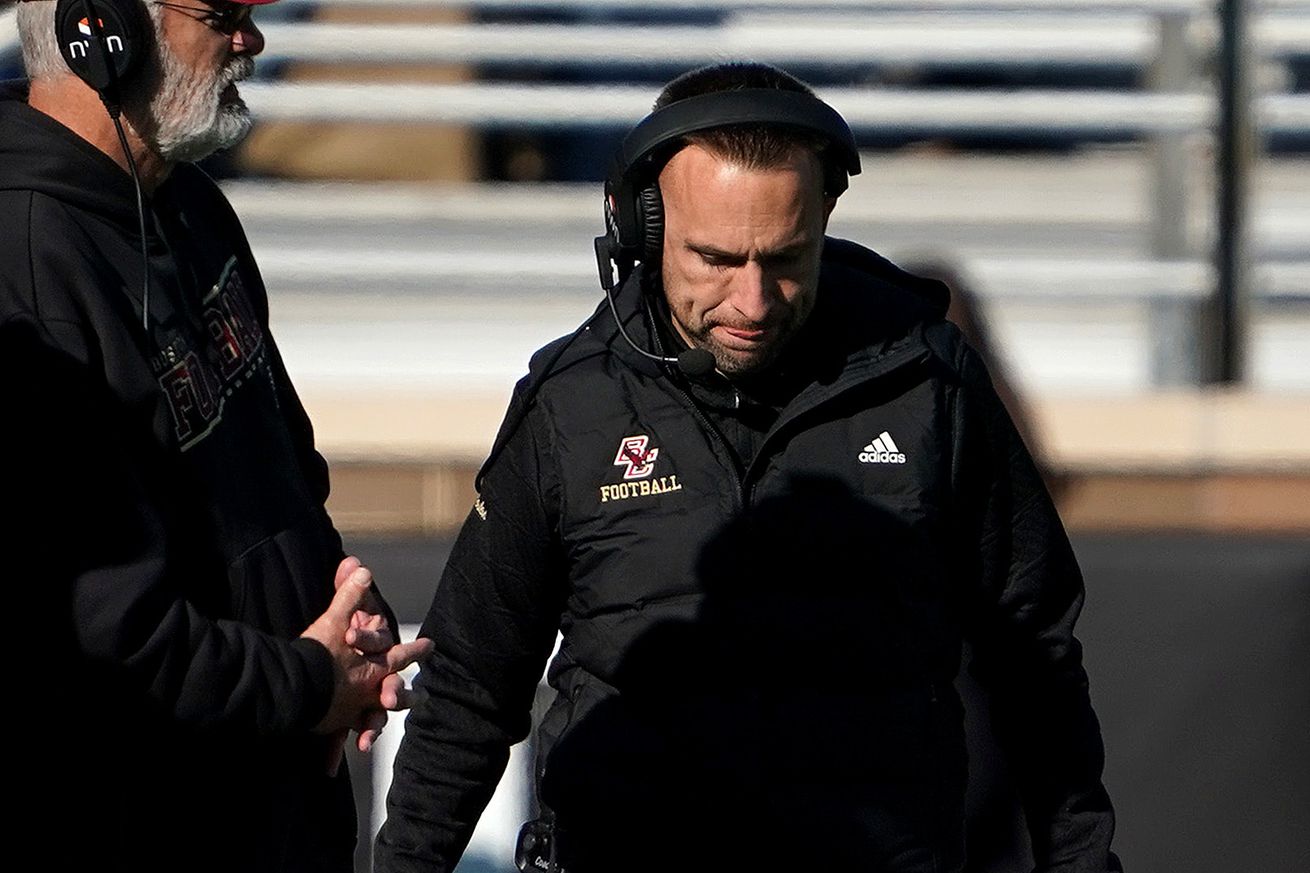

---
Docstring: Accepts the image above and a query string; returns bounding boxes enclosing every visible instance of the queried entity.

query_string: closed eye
[760,248,809,270]
[696,250,745,269]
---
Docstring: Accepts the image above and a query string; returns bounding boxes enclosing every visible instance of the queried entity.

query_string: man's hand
[335,557,427,750]
[336,555,396,654]
[301,557,433,773]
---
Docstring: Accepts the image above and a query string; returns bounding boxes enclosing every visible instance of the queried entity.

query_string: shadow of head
[541,474,965,870]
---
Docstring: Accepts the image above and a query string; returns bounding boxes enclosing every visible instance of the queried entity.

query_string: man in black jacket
[377,63,1121,873]
[1,2,430,871]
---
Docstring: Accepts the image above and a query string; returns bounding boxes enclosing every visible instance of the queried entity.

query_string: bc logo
[613,435,659,480]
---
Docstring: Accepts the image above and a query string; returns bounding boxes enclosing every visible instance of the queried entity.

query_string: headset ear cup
[55,0,147,98]
[638,184,664,266]
[823,161,849,198]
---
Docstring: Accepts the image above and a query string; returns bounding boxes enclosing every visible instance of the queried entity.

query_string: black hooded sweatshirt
[1,81,357,872]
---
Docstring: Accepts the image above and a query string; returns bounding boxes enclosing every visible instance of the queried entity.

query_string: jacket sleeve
[375,382,567,873]
[949,338,1122,873]
[2,309,337,736]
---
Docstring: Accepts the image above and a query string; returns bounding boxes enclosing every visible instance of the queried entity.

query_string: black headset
[53,0,153,329]
[594,88,862,292]
[55,0,148,111]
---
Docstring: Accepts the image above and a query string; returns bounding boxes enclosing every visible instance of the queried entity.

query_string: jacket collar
[595,238,949,392]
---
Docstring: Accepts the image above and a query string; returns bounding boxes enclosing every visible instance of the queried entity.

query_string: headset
[476,86,862,491]
[52,0,153,328]
[594,88,862,293]
[54,0,147,107]
[589,86,862,377]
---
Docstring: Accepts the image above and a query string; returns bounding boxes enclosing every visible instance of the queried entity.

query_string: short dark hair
[653,62,830,174]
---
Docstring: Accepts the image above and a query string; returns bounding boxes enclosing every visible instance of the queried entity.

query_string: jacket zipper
[643,295,749,513]
[740,342,932,504]
[668,378,747,514]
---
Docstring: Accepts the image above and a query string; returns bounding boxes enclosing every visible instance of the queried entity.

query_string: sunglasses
[152,1,254,37]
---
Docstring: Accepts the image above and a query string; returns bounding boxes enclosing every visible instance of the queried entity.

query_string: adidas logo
[858,431,907,464]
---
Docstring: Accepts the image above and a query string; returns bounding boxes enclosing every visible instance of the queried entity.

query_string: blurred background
[4,1,1307,871]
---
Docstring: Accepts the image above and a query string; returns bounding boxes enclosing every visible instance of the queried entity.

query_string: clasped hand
[301,556,434,774]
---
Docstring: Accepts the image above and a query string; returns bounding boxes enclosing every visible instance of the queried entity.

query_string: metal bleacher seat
[211,0,1309,393]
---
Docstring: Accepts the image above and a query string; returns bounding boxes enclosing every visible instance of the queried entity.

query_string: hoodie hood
[0,79,143,231]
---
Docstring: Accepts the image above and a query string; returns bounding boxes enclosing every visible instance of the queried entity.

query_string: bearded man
[0,3,431,871]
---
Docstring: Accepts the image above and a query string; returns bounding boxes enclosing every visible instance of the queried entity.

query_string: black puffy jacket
[378,242,1119,873]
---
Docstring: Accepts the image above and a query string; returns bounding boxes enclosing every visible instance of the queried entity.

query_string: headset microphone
[674,348,716,378]
[600,279,715,377]
[594,234,715,377]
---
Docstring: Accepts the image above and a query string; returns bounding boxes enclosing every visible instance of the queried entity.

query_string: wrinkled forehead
[659,145,830,244]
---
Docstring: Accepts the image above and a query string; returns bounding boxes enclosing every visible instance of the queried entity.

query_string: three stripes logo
[858,431,907,464]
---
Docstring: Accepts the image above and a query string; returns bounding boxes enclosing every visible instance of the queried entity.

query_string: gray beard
[149,50,255,164]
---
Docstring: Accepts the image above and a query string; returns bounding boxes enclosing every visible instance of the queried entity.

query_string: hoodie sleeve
[947,334,1123,873]
[375,380,567,873]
